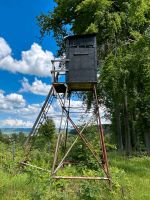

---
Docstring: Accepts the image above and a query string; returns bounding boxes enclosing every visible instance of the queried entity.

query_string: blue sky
[0,0,109,128]
[0,0,59,128]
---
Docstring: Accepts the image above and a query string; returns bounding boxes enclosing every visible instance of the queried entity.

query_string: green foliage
[37,0,150,154]
[65,126,104,169]
[0,132,10,144]
[37,0,150,51]
[32,119,56,151]
[2,2,147,198]
[18,132,26,144]
[38,119,55,140]
[1,141,150,200]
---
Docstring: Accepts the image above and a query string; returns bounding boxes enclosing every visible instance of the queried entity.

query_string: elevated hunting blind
[23,34,110,185]
[65,34,97,91]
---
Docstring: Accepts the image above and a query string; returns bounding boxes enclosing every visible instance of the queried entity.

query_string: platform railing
[51,58,69,83]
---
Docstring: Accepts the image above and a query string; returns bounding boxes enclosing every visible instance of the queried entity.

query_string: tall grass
[109,152,150,200]
[0,142,150,200]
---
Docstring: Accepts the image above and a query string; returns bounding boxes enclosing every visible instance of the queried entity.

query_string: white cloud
[0,89,42,117]
[0,88,110,128]
[0,37,11,59]
[20,77,50,96]
[15,103,42,118]
[63,99,111,125]
[0,37,54,77]
[0,91,26,111]
[0,89,56,126]
[0,118,33,128]
[6,93,25,106]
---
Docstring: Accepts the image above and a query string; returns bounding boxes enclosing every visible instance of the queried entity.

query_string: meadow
[0,140,150,200]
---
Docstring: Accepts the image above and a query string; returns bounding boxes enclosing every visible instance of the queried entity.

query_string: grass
[0,142,150,200]
[109,152,150,200]
[0,170,30,200]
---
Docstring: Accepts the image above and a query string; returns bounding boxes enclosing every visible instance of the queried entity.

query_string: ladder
[24,86,54,158]
[24,58,68,158]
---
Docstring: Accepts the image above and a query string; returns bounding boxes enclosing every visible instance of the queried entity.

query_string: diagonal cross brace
[52,116,94,175]
[53,86,109,176]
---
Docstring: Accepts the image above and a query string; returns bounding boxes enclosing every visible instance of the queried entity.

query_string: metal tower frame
[22,57,110,183]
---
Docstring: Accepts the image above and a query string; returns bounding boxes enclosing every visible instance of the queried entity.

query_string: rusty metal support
[52,84,68,174]
[64,93,70,153]
[51,133,62,174]
[53,87,108,176]
[52,176,110,180]
[20,162,51,173]
[23,79,110,184]
[24,87,54,159]
[52,116,94,175]
[93,86,110,178]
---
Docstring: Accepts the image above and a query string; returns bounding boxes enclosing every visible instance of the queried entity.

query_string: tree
[35,119,56,151]
[37,0,150,155]
[38,118,55,140]
[18,132,26,144]
[11,133,18,142]
[0,129,3,142]
[66,125,102,169]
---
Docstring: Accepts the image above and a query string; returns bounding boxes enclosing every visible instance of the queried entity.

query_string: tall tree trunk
[144,130,150,155]
[115,105,123,151]
[131,114,140,152]
[124,94,132,156]
[131,114,138,151]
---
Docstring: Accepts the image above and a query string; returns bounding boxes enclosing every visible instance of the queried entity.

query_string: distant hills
[0,128,31,135]
[0,124,111,135]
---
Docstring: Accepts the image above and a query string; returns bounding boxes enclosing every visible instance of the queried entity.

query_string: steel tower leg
[22,83,110,185]
[51,86,110,183]
[93,86,110,178]
[23,86,55,160]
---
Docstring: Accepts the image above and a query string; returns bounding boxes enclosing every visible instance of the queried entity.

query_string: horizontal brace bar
[20,162,50,173]
[67,106,87,109]
[51,70,68,72]
[69,111,93,114]
[51,59,70,62]
[47,115,66,118]
[52,176,109,180]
